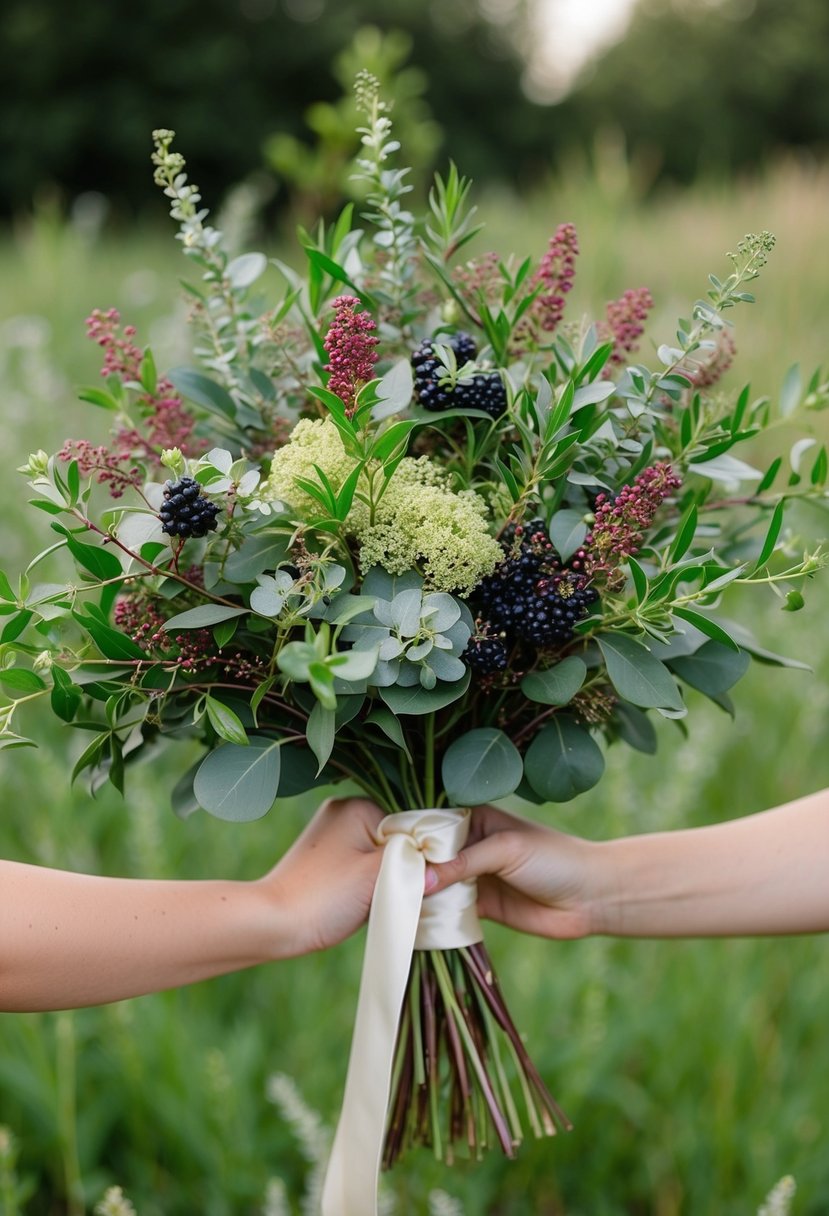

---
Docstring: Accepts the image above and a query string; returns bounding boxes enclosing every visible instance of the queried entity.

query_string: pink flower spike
[323,295,380,413]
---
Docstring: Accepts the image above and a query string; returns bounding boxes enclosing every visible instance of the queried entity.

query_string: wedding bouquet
[3,73,827,1210]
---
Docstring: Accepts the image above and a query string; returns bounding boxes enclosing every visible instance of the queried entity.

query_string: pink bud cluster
[601,287,653,366]
[57,439,143,499]
[114,595,212,664]
[453,252,502,308]
[587,463,681,568]
[323,295,379,413]
[531,222,579,333]
[86,308,197,454]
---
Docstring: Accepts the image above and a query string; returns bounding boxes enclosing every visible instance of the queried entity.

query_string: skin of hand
[0,795,384,1013]
[426,788,829,940]
[425,803,596,940]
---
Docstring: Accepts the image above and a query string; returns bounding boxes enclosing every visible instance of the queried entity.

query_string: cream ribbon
[321,808,483,1216]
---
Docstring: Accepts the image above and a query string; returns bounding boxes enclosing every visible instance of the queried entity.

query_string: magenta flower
[587,463,682,568]
[602,287,654,366]
[532,222,579,334]
[323,295,379,413]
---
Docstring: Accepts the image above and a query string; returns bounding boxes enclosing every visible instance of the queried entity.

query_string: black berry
[158,477,220,539]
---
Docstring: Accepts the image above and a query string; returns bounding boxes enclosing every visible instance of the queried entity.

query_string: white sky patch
[525,0,640,102]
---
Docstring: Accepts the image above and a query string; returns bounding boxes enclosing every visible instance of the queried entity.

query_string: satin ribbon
[321,808,482,1216]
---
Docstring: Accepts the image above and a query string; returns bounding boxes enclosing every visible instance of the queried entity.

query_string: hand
[259,795,386,956]
[426,804,596,940]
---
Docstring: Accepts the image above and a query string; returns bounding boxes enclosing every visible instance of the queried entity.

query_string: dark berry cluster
[465,632,510,675]
[411,332,507,419]
[158,477,220,539]
[470,519,598,653]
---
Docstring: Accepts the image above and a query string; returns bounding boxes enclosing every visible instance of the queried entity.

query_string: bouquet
[3,73,827,1211]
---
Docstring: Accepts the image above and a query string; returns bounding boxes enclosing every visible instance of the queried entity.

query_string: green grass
[1,159,828,1214]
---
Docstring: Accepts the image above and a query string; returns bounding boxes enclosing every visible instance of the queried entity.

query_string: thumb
[425,835,506,894]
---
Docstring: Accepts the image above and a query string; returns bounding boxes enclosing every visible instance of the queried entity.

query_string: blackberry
[465,630,510,674]
[453,372,507,419]
[411,332,507,418]
[472,523,598,650]
[158,476,220,539]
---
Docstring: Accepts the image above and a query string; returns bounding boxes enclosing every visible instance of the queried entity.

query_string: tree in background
[0,0,555,217]
[263,26,443,225]
[561,0,829,185]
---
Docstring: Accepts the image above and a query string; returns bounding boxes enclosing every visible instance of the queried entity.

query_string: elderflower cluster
[266,419,501,595]
[355,458,501,595]
[266,418,355,515]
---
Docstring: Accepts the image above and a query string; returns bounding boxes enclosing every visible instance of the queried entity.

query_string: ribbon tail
[321,833,425,1216]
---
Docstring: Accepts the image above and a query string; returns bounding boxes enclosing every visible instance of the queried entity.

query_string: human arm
[426,787,829,940]
[0,796,384,1012]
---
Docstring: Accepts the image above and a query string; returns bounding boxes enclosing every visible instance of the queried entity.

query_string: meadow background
[1,1,829,1213]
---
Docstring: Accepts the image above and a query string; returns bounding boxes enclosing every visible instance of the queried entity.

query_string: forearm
[590,787,829,938]
[0,862,282,1012]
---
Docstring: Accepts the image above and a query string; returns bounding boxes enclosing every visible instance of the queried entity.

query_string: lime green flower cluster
[267,418,502,595]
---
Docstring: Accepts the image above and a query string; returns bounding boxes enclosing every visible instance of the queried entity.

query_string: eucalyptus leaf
[524,718,605,802]
[193,738,281,821]
[380,670,470,715]
[442,728,523,805]
[521,656,586,706]
[204,695,249,746]
[306,701,336,773]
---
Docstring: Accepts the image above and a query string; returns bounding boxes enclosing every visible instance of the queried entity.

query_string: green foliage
[563,0,829,186]
[1,157,829,1216]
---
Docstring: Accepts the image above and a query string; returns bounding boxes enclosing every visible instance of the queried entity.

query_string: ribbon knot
[321,808,482,1216]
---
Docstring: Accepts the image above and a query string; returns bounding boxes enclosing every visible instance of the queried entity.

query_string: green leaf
[671,607,739,650]
[171,760,203,819]
[73,612,148,661]
[205,696,249,746]
[379,670,470,715]
[549,510,588,562]
[597,633,684,711]
[753,499,785,571]
[612,703,657,754]
[365,707,412,762]
[779,363,802,417]
[1,611,33,644]
[50,667,82,722]
[71,731,109,784]
[77,387,121,411]
[163,604,248,631]
[0,570,15,601]
[213,617,239,648]
[227,251,268,289]
[0,668,47,693]
[441,728,523,805]
[521,656,586,706]
[193,738,281,821]
[223,534,290,582]
[50,525,125,581]
[669,642,751,697]
[167,368,236,419]
[524,718,605,802]
[306,701,336,773]
[627,556,649,604]
[670,505,698,563]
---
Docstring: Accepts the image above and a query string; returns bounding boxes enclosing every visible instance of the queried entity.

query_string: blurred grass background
[2,0,829,1210]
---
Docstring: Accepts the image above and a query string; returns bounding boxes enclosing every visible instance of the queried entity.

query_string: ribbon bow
[321,807,482,1216]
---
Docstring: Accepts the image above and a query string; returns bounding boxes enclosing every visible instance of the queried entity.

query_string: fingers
[426,831,522,894]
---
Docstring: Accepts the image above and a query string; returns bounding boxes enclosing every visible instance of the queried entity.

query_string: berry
[465,631,510,674]
[158,476,220,539]
[411,333,505,419]
[453,373,507,419]
[470,520,599,652]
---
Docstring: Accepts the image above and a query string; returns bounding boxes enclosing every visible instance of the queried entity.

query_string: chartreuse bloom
[267,418,501,595]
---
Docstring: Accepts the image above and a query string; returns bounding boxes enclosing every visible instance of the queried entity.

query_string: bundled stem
[383,942,570,1169]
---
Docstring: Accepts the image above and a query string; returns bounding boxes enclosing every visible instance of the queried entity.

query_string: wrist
[580,838,625,937]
